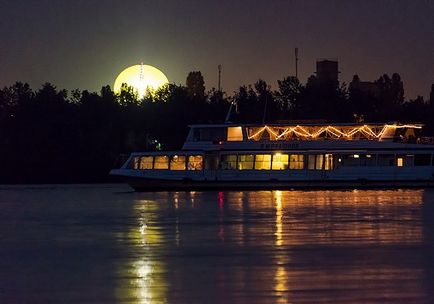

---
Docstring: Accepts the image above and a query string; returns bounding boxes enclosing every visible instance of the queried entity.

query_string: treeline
[0,72,433,183]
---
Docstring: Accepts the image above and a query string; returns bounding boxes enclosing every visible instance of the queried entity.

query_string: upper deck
[182,123,433,151]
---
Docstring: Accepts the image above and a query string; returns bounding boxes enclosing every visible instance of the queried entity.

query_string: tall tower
[430,84,434,105]
[139,62,144,81]
[316,59,339,88]
[295,48,299,79]
[218,64,222,92]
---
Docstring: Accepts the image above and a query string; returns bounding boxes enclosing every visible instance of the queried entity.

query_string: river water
[1,185,433,303]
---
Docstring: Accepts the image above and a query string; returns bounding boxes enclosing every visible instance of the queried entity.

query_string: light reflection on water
[0,185,433,303]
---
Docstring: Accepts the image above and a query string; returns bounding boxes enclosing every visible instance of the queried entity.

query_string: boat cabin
[182,123,425,150]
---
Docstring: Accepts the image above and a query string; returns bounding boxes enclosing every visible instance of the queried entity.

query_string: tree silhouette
[274,76,302,114]
[0,69,432,183]
[186,71,205,99]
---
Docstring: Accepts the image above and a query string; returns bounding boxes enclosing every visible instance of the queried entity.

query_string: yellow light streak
[275,190,283,246]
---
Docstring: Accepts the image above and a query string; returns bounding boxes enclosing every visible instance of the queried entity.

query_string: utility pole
[295,48,299,79]
[218,64,222,92]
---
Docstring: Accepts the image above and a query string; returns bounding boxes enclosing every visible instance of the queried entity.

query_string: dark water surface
[1,185,434,303]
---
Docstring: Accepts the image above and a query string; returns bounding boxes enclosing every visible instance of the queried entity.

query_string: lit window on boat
[154,155,169,170]
[397,157,404,167]
[221,155,237,170]
[308,154,323,170]
[255,154,271,170]
[238,154,254,170]
[170,155,186,170]
[139,156,153,170]
[396,155,414,167]
[308,155,316,170]
[315,154,324,170]
[324,154,333,170]
[272,153,288,170]
[188,155,203,170]
[227,127,243,141]
[289,154,304,170]
[129,157,140,169]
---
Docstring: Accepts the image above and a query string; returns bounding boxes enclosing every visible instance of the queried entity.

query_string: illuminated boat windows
[154,155,169,170]
[272,154,288,170]
[139,156,153,170]
[414,154,431,166]
[397,157,404,167]
[396,155,414,167]
[221,155,237,170]
[187,155,203,170]
[324,154,333,170]
[308,155,323,170]
[315,155,324,170]
[170,155,186,170]
[289,154,304,170]
[308,155,316,170]
[129,157,140,169]
[227,127,243,141]
[255,154,271,170]
[238,154,254,170]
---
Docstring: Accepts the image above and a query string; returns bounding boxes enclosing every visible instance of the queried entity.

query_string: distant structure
[349,75,381,97]
[295,48,299,79]
[218,64,222,92]
[430,84,434,104]
[306,59,339,89]
[315,59,339,88]
[139,62,144,82]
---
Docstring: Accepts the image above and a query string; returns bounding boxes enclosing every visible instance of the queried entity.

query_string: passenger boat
[110,123,434,190]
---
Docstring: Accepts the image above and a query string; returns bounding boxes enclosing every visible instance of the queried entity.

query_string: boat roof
[188,122,424,128]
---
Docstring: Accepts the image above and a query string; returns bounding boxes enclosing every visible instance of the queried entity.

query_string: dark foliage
[0,72,432,183]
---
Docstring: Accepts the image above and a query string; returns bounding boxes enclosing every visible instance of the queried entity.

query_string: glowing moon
[114,64,169,98]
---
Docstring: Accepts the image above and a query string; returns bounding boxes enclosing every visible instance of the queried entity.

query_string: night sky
[1,0,433,99]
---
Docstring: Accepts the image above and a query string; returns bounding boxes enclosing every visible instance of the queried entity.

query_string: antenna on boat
[225,100,235,123]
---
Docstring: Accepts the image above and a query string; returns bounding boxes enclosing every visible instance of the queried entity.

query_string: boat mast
[225,101,235,123]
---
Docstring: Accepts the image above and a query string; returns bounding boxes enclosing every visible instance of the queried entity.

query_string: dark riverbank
[2,78,433,184]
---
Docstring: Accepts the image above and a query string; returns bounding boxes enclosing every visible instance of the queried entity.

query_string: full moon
[114,64,169,98]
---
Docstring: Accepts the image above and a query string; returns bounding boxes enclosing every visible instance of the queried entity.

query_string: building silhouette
[430,84,434,104]
[315,59,339,88]
[349,75,381,97]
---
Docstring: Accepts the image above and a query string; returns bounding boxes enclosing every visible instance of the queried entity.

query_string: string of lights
[247,124,422,141]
